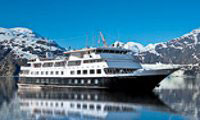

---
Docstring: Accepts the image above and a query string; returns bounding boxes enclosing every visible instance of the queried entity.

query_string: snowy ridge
[127,28,200,65]
[0,27,65,59]
[112,41,145,52]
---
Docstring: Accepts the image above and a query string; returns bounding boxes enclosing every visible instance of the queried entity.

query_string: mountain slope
[0,27,66,76]
[112,28,200,65]
[0,27,65,59]
[136,28,200,64]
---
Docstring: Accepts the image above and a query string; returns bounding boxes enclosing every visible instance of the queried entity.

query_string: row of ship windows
[25,69,102,75]
[21,101,102,111]
[21,101,134,112]
[32,59,104,68]
[22,68,135,75]
[70,69,101,75]
[33,79,100,85]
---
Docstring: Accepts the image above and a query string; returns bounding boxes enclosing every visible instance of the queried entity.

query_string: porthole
[87,79,91,84]
[74,79,78,84]
[81,79,84,84]
[68,79,72,84]
[95,79,99,84]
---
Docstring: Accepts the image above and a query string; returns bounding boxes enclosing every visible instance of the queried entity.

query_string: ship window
[50,71,54,75]
[68,60,81,66]
[104,68,136,74]
[43,62,53,67]
[83,104,87,109]
[97,69,101,74]
[96,50,103,54]
[21,70,29,75]
[96,105,101,110]
[87,80,91,84]
[83,70,87,74]
[36,71,39,75]
[89,105,94,110]
[77,104,81,108]
[56,71,59,75]
[95,79,99,84]
[81,79,84,84]
[83,59,103,64]
[90,69,95,74]
[54,61,66,67]
[25,63,31,67]
[70,103,74,108]
[70,71,75,75]
[41,71,44,75]
[50,102,53,107]
[55,103,58,107]
[33,63,41,68]
[46,71,48,75]
[61,71,64,75]
[77,70,81,75]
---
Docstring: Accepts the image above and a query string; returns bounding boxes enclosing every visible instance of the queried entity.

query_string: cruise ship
[18,45,177,91]
[19,32,178,91]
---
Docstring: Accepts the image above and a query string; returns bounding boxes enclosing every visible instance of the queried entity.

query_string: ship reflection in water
[17,88,188,120]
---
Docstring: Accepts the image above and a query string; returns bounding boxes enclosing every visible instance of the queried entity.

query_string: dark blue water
[0,77,195,120]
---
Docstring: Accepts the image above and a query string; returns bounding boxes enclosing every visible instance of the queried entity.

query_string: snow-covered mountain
[136,28,200,64]
[113,28,200,65]
[0,27,65,59]
[111,41,145,52]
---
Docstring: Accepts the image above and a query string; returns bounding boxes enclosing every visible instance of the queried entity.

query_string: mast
[99,32,108,47]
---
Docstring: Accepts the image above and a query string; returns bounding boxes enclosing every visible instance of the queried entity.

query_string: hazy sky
[0,0,200,48]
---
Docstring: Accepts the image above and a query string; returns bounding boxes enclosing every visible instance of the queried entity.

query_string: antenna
[86,32,89,48]
[98,33,101,47]
[92,33,96,47]
[99,32,108,47]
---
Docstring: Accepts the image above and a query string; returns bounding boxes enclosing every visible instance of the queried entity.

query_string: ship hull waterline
[18,75,168,92]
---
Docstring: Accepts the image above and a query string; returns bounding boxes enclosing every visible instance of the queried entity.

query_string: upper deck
[64,47,132,54]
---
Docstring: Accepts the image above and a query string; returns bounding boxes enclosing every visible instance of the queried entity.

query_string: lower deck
[18,75,168,92]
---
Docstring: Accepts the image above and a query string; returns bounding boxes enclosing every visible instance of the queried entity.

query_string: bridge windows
[83,59,104,64]
[95,49,129,54]
[33,63,41,68]
[68,60,81,66]
[43,62,53,67]
[54,61,66,67]
[104,68,135,74]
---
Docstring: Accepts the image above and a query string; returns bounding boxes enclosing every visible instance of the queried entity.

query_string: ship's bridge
[64,47,142,69]
[64,47,132,60]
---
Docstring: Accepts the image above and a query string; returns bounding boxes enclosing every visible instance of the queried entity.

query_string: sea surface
[0,76,198,120]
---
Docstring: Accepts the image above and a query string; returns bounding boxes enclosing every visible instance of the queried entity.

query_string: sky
[0,0,200,48]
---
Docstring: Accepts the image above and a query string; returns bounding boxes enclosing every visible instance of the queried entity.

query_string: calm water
[0,76,197,120]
